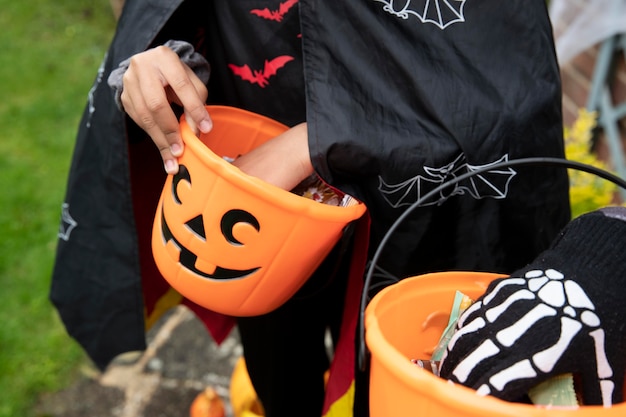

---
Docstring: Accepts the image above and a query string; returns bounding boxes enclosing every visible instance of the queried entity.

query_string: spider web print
[373,0,467,29]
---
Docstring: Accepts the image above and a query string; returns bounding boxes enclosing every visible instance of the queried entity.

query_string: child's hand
[439,207,626,406]
[232,123,313,191]
[121,45,212,174]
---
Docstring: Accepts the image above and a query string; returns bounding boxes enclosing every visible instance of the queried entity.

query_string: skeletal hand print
[439,208,626,406]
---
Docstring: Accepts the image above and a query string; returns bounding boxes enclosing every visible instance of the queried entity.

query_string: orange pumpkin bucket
[151,105,366,317]
[360,158,626,417]
[365,271,626,417]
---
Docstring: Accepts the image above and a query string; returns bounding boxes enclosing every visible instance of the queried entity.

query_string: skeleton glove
[439,207,626,406]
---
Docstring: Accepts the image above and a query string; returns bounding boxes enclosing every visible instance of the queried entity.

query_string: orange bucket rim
[178,105,366,222]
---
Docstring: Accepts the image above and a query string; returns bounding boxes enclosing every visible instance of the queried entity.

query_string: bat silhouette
[378,154,516,208]
[250,0,299,22]
[229,56,294,88]
[373,0,466,30]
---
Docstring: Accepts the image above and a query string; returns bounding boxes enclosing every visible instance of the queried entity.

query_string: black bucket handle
[357,157,626,371]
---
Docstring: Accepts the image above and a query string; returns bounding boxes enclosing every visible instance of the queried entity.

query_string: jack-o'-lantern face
[156,155,300,291]
[159,165,261,280]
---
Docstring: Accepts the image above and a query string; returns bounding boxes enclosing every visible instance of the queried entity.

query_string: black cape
[51,0,570,371]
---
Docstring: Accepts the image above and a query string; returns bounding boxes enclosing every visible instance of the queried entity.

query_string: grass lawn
[0,1,115,415]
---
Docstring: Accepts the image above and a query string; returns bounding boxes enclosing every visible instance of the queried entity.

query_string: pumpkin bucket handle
[357,156,626,372]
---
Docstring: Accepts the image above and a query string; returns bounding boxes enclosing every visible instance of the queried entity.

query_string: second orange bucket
[365,271,626,417]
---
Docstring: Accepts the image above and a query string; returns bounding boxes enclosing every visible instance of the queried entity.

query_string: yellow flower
[565,108,617,218]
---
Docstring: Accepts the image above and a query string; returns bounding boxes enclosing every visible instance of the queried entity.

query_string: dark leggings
[237,238,351,417]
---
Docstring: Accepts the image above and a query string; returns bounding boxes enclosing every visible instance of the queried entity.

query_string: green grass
[0,1,116,415]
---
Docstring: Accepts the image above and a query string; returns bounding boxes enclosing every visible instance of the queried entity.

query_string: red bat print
[228,56,294,88]
[250,0,299,22]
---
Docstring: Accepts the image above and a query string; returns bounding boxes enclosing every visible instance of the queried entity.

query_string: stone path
[34,306,243,417]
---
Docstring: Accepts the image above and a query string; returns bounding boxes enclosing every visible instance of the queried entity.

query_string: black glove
[439,207,626,406]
